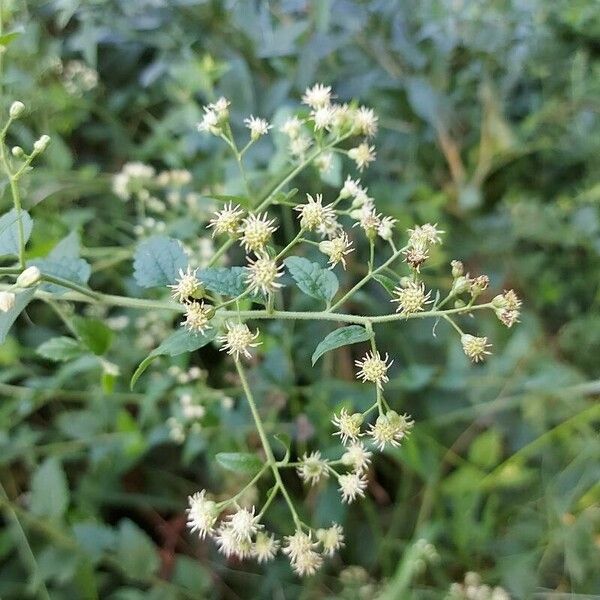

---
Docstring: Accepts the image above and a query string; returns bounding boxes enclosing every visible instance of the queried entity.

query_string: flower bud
[11,146,24,158]
[491,294,508,309]
[9,101,25,119]
[451,275,470,295]
[399,276,412,288]
[0,291,16,312]
[451,260,464,278]
[16,266,41,288]
[33,135,51,154]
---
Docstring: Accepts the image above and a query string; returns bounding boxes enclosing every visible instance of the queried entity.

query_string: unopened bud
[451,260,464,278]
[9,101,25,119]
[0,291,16,312]
[399,276,412,288]
[491,294,508,309]
[16,266,41,288]
[11,146,24,158]
[451,275,470,295]
[33,135,51,154]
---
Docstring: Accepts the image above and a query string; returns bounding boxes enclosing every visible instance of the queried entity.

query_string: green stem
[234,358,303,528]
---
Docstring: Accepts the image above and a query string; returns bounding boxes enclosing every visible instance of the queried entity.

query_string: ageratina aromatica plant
[0,85,521,577]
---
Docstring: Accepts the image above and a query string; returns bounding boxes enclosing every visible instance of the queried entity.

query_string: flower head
[368,411,414,451]
[340,176,363,200]
[311,105,336,130]
[226,506,262,542]
[332,408,363,445]
[186,490,219,539]
[280,116,303,138]
[348,142,376,171]
[208,202,244,237]
[214,524,253,559]
[297,451,329,486]
[341,441,372,473]
[353,207,381,239]
[244,115,272,140]
[302,83,332,109]
[253,532,279,563]
[338,472,367,503]
[246,255,284,295]
[391,281,431,316]
[461,334,492,363]
[493,290,521,328]
[197,106,221,135]
[355,351,392,389]
[168,266,202,303]
[218,322,261,359]
[283,530,323,576]
[354,106,378,137]
[316,524,345,557]
[181,301,213,334]
[239,212,277,253]
[319,233,354,269]
[294,194,335,231]
[408,223,444,247]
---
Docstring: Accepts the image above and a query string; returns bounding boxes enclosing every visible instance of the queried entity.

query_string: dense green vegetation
[0,1,598,598]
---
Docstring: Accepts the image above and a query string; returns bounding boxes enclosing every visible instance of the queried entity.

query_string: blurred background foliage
[0,0,599,598]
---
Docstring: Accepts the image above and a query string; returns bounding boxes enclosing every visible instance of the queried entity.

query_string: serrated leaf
[130,327,216,389]
[30,257,91,295]
[71,317,113,355]
[0,288,35,343]
[284,256,338,303]
[37,336,85,362]
[216,452,263,474]
[0,208,33,256]
[133,235,187,288]
[311,325,373,365]
[29,457,69,519]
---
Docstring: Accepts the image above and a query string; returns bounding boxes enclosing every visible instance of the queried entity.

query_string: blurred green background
[0,1,599,598]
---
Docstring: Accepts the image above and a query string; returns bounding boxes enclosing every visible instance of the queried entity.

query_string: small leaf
[115,520,159,580]
[0,30,22,47]
[216,452,263,474]
[37,336,85,362]
[29,457,69,519]
[130,327,216,389]
[0,288,35,343]
[133,235,187,288]
[30,257,91,295]
[312,325,373,365]
[199,266,249,297]
[273,433,291,464]
[0,208,33,256]
[71,317,113,355]
[373,274,397,297]
[284,256,338,303]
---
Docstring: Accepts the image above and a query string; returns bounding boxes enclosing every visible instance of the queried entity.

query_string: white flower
[214,524,253,559]
[289,134,312,157]
[319,233,354,269]
[279,116,303,138]
[294,193,335,231]
[461,334,492,363]
[244,115,272,140]
[391,281,432,316]
[355,351,392,389]
[186,490,218,539]
[493,289,521,328]
[332,408,363,445]
[0,291,16,313]
[341,442,372,473]
[253,532,279,563]
[377,216,397,241]
[296,451,329,486]
[226,506,262,542]
[368,411,414,451]
[301,83,332,109]
[314,151,334,173]
[210,97,230,118]
[207,202,244,237]
[168,266,202,303]
[340,176,363,199]
[316,524,345,557]
[239,212,277,253]
[311,105,336,130]
[348,142,376,171]
[283,530,323,576]
[16,266,41,288]
[338,472,367,503]
[197,107,220,135]
[218,322,261,359]
[353,207,381,239]
[181,301,213,334]
[354,106,378,137]
[408,223,444,247]
[246,255,284,295]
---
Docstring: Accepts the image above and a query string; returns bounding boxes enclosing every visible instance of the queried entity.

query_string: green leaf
[373,274,397,297]
[199,266,249,297]
[0,288,35,343]
[469,430,502,469]
[71,317,113,355]
[284,256,338,303]
[205,193,251,209]
[216,452,263,474]
[311,325,373,365]
[115,520,159,581]
[133,235,187,288]
[29,457,69,519]
[0,208,33,256]
[0,30,22,47]
[30,257,91,295]
[130,327,216,389]
[37,336,86,362]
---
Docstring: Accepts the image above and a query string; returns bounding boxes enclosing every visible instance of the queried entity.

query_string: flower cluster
[447,572,511,600]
